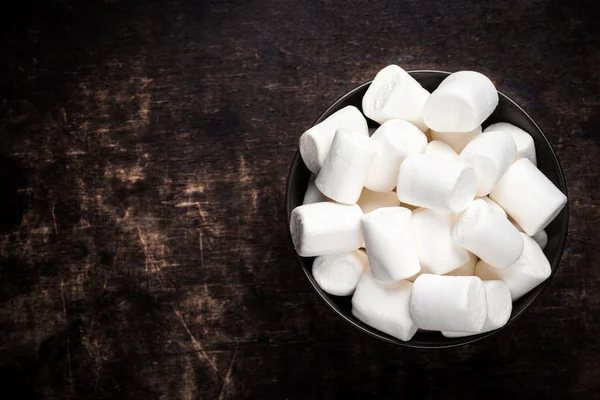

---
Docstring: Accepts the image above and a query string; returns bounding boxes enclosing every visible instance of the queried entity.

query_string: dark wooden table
[1,0,598,398]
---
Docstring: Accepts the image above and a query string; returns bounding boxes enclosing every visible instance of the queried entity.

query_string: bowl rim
[284,69,569,349]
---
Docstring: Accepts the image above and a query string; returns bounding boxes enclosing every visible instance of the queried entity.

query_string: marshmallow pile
[291,65,567,342]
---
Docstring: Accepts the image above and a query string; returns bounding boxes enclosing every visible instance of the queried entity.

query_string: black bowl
[285,70,569,348]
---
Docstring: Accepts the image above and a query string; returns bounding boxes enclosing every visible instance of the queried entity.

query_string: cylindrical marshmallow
[290,202,363,257]
[303,175,329,205]
[361,207,421,281]
[425,140,459,161]
[396,154,476,213]
[362,65,430,131]
[476,196,507,218]
[452,199,524,268]
[316,129,378,204]
[442,280,512,337]
[299,106,368,173]
[445,253,478,277]
[409,274,487,332]
[485,122,537,166]
[312,250,369,296]
[476,233,551,301]
[430,125,482,153]
[423,71,499,133]
[459,131,517,196]
[364,120,427,192]
[490,158,567,235]
[357,188,400,214]
[352,271,418,341]
[412,209,471,275]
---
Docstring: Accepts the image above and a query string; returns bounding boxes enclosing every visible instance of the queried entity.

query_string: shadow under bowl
[285,70,569,349]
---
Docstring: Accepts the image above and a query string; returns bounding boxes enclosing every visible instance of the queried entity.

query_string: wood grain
[0,0,598,398]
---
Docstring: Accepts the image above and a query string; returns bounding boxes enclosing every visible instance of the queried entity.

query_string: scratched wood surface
[0,0,598,398]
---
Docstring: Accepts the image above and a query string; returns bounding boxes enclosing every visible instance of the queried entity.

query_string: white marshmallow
[396,154,476,213]
[352,271,418,341]
[316,129,378,204]
[485,122,537,166]
[445,253,478,277]
[412,209,471,275]
[290,202,363,257]
[361,207,421,281]
[452,199,524,268]
[430,126,482,153]
[476,233,551,301]
[423,71,499,133]
[299,106,368,174]
[442,280,512,337]
[362,65,430,131]
[312,250,369,296]
[357,190,399,249]
[476,196,507,218]
[532,230,548,250]
[410,274,487,332]
[490,158,567,235]
[459,131,517,196]
[364,120,427,192]
[303,175,329,205]
[424,140,459,161]
[357,188,400,214]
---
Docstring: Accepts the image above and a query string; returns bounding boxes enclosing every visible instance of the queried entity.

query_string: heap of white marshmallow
[291,65,567,341]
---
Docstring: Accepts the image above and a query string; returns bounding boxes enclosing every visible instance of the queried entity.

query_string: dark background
[0,0,598,398]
